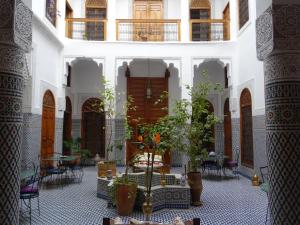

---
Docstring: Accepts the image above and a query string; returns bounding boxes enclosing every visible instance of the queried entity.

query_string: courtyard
[20,167,268,225]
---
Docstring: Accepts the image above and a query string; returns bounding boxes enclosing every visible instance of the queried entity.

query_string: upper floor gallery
[27,0,252,43]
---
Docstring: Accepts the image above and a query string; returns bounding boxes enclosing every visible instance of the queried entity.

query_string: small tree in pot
[166,72,221,206]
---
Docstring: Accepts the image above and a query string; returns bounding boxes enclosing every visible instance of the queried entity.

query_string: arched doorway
[224,98,232,159]
[41,90,56,159]
[240,88,254,168]
[63,96,72,155]
[82,98,105,158]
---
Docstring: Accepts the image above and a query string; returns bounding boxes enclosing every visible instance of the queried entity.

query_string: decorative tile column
[0,1,32,224]
[256,3,300,225]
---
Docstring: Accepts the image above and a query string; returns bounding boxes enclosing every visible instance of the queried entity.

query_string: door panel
[82,98,105,158]
[41,91,55,163]
[133,1,163,41]
[127,76,169,167]
[83,112,105,157]
[224,98,232,159]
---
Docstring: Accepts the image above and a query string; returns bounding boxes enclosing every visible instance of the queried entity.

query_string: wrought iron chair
[223,148,239,178]
[20,164,40,225]
[40,153,67,187]
[260,166,269,225]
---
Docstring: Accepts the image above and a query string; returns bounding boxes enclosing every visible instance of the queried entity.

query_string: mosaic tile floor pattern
[20,167,268,225]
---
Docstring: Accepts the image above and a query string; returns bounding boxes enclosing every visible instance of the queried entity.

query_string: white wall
[164,0,180,19]
[116,0,131,19]
[233,0,265,117]
[70,59,105,118]
[211,0,230,19]
[31,16,64,118]
[256,0,272,18]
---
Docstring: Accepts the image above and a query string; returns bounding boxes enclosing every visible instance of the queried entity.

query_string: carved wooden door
[126,74,169,169]
[63,97,72,155]
[224,98,232,159]
[240,89,254,168]
[41,90,55,159]
[82,98,105,158]
[133,0,163,41]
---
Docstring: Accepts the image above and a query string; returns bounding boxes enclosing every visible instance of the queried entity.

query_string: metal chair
[260,166,269,225]
[40,153,67,187]
[223,149,239,178]
[20,164,40,225]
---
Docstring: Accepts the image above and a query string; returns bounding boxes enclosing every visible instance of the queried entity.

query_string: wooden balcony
[116,19,181,42]
[190,19,230,41]
[65,18,107,41]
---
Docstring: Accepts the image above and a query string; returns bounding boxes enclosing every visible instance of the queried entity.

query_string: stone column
[0,1,32,225]
[256,3,300,225]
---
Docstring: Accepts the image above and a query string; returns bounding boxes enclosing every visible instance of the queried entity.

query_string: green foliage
[63,137,92,159]
[98,78,135,156]
[163,71,222,172]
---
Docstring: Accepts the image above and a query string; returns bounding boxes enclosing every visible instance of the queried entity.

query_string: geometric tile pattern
[97,173,190,211]
[215,122,224,154]
[0,1,32,223]
[21,113,42,169]
[55,118,64,154]
[264,53,300,224]
[257,5,300,223]
[20,167,268,225]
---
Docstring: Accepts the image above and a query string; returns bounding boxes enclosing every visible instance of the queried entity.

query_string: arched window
[240,88,254,168]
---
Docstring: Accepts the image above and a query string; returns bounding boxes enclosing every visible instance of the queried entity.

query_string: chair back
[259,166,269,183]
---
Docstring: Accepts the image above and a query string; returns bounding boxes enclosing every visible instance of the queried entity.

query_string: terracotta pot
[187,172,203,206]
[116,183,137,216]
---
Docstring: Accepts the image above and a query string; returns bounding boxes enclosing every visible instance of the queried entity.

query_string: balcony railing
[190,19,230,41]
[65,18,107,41]
[116,19,181,42]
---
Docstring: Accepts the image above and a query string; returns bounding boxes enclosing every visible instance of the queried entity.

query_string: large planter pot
[116,183,137,216]
[187,172,203,206]
[98,160,117,177]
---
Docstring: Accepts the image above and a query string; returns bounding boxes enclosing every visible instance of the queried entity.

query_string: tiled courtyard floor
[20,167,268,225]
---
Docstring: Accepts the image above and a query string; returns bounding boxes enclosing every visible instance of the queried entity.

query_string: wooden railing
[65,18,107,41]
[116,19,181,42]
[190,19,230,41]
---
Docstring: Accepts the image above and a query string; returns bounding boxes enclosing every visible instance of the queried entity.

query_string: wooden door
[133,0,163,41]
[126,72,169,167]
[82,98,105,158]
[224,98,232,159]
[223,3,230,40]
[41,90,55,159]
[63,96,72,155]
[240,88,254,168]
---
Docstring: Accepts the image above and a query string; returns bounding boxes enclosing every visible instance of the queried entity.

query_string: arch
[63,96,72,155]
[224,98,232,159]
[41,90,56,160]
[240,88,254,168]
[81,98,105,158]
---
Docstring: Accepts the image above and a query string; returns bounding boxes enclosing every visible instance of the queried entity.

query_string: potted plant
[96,79,122,175]
[63,137,92,165]
[165,71,221,206]
[109,104,138,216]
